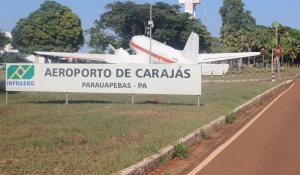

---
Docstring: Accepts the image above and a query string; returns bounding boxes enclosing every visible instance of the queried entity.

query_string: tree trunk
[238,58,242,70]
[247,57,249,67]
[291,55,296,67]
[247,47,251,67]
[277,57,280,71]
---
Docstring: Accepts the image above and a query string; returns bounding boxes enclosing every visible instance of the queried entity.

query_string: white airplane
[35,32,260,75]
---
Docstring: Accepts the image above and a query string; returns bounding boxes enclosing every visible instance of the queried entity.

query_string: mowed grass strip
[0,69,295,174]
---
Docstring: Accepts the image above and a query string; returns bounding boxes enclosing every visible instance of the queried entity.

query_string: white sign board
[6,64,201,95]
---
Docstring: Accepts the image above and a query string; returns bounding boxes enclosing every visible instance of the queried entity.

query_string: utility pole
[148,0,154,64]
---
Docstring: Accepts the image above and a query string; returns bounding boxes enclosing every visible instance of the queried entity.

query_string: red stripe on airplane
[129,41,175,63]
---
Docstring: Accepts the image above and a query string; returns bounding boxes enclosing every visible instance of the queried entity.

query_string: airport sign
[6,64,202,95]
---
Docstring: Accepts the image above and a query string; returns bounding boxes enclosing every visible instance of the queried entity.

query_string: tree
[11,1,84,55]
[219,0,256,34]
[85,28,115,53]
[87,1,212,53]
[0,30,10,51]
[289,28,300,42]
[219,0,256,69]
[281,27,300,66]
[281,36,300,67]
[211,37,236,53]
[270,22,287,46]
[268,21,290,70]
[254,25,273,68]
[1,53,20,63]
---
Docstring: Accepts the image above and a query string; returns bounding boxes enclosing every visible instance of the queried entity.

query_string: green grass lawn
[0,68,299,174]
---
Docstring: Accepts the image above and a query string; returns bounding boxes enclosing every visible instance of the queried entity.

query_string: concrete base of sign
[202,64,230,76]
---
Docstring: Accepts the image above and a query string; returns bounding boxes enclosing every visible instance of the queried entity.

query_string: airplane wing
[199,52,261,63]
[35,51,114,61]
[34,51,148,63]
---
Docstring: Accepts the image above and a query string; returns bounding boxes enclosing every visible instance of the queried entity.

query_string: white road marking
[188,83,295,175]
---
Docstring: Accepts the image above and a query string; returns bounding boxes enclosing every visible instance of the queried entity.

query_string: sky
[1,0,299,52]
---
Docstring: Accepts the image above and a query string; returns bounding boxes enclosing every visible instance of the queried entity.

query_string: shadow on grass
[27,100,203,106]
[0,89,20,95]
[136,100,203,106]
[29,100,119,104]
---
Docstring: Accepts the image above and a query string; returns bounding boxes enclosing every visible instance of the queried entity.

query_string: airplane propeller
[108,44,116,52]
[109,44,133,54]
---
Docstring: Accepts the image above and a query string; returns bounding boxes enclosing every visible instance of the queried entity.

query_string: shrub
[172,142,190,159]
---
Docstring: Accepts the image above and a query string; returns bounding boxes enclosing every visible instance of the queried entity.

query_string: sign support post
[132,94,134,104]
[66,92,68,104]
[6,92,8,105]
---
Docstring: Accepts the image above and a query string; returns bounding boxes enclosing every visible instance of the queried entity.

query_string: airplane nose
[131,36,137,43]
[130,36,140,48]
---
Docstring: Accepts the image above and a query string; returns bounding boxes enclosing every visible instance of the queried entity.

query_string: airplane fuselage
[36,32,261,75]
[130,36,189,64]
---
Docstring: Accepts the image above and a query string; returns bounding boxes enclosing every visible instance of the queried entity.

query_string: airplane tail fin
[181,32,199,64]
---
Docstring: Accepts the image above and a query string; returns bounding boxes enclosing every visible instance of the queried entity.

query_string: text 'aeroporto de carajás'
[44,68,191,78]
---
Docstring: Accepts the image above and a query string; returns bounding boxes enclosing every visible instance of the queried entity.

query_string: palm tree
[282,37,300,67]
[272,21,280,46]
[270,21,288,70]
[256,28,272,68]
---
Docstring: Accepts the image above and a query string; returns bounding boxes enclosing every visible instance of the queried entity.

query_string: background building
[179,0,201,18]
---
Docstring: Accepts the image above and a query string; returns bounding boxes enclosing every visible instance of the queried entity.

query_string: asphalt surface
[195,78,300,175]
[150,78,300,175]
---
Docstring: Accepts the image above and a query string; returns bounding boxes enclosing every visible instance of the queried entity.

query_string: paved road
[150,78,300,175]
[193,78,300,175]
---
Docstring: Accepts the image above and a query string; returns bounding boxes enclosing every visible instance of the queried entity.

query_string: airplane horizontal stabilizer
[199,52,261,63]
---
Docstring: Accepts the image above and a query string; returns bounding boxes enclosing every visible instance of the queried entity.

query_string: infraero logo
[7,65,34,79]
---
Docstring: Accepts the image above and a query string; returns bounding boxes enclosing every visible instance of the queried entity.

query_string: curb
[118,78,296,175]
